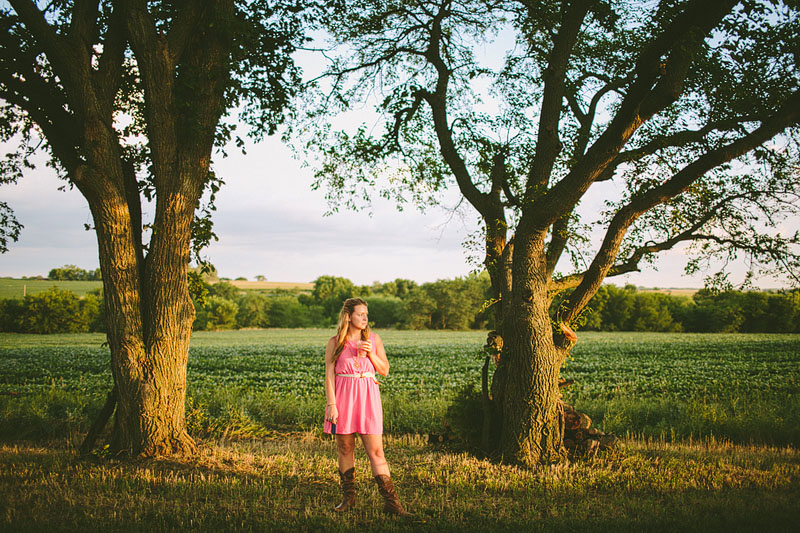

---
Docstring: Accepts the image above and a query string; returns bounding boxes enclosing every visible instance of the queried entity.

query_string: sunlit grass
[2,330,800,530]
[0,278,103,299]
[1,434,798,531]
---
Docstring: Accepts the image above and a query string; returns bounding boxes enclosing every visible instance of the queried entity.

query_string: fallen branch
[79,385,116,456]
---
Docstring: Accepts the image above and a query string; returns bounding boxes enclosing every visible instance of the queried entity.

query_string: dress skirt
[324,335,383,435]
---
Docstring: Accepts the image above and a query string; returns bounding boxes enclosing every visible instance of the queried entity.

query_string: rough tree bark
[497,231,566,464]
[3,0,233,456]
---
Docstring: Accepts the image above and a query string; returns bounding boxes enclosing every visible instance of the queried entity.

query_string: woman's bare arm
[367,333,390,376]
[324,338,338,420]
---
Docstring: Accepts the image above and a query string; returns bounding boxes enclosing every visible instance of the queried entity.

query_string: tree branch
[0,87,80,174]
[121,0,177,187]
[489,151,506,197]
[489,150,518,207]
[420,0,489,216]
[614,115,764,165]
[689,233,800,286]
[589,114,766,183]
[8,0,74,77]
[386,90,425,150]
[526,0,738,228]
[69,0,100,55]
[166,0,204,66]
[557,89,800,320]
[501,178,519,207]
[0,32,81,172]
[524,0,592,193]
[546,214,570,277]
[567,75,631,159]
[95,1,128,107]
[549,196,734,291]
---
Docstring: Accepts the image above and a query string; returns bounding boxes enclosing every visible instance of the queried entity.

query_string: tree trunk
[498,231,566,466]
[481,216,511,454]
[90,180,197,457]
[500,305,566,466]
[3,0,236,459]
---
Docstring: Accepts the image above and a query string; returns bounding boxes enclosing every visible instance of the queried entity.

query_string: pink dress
[324,334,383,435]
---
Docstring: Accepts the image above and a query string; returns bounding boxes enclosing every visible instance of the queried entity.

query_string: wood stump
[561,401,618,456]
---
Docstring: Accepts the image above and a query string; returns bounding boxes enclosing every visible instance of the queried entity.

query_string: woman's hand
[359,339,372,356]
[367,333,390,376]
[326,404,339,425]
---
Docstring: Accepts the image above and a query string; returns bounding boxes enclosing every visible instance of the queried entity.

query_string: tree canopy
[0,0,303,263]
[304,0,800,297]
[0,0,306,456]
[300,0,800,465]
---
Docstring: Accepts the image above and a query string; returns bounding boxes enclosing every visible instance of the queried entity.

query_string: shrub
[443,384,484,450]
[236,293,270,328]
[268,295,314,328]
[367,296,404,328]
[194,296,239,330]
[208,281,241,301]
[0,298,24,332]
[7,288,99,333]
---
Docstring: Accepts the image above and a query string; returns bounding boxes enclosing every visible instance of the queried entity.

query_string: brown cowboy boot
[374,474,409,516]
[334,467,356,512]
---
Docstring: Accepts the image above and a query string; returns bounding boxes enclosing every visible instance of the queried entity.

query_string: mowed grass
[226,280,314,291]
[1,330,799,530]
[636,287,698,297]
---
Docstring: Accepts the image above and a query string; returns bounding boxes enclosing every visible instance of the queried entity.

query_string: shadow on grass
[3,435,799,533]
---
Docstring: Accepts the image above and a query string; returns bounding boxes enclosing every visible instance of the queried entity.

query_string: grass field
[1,330,798,442]
[0,277,313,299]
[2,436,798,532]
[1,330,799,530]
[0,278,103,299]
[637,287,698,297]
[226,280,314,291]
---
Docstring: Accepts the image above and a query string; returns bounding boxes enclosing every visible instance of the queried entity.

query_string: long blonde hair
[332,298,370,363]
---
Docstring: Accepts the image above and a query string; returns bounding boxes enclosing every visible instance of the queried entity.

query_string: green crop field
[1,329,798,444]
[2,330,799,531]
[0,278,314,300]
[0,278,103,299]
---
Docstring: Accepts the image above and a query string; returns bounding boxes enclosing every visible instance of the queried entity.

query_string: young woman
[323,298,408,515]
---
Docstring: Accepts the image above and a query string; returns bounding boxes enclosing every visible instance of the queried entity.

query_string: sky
[0,135,475,285]
[0,21,794,290]
[2,131,789,289]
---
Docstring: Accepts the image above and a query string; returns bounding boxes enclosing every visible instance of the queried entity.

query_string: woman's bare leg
[336,434,356,472]
[360,434,390,476]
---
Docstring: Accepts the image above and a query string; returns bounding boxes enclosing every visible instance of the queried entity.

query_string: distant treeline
[190,274,491,331]
[1,273,799,334]
[47,264,102,281]
[573,284,800,333]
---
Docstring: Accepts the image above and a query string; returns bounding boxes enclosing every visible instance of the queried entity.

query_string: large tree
[302,0,800,465]
[0,0,302,456]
